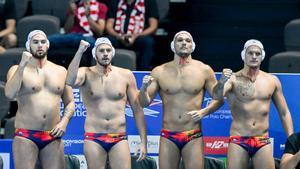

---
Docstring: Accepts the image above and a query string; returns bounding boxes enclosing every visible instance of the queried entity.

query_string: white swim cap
[170,31,196,53]
[241,39,265,61]
[25,30,49,52]
[92,37,115,60]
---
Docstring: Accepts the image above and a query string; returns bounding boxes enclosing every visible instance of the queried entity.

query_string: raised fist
[141,75,154,90]
[220,68,232,83]
[20,51,32,67]
[79,40,90,52]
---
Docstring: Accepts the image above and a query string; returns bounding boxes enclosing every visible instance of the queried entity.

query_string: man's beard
[31,50,47,59]
[97,59,111,67]
[176,46,192,57]
[177,51,190,58]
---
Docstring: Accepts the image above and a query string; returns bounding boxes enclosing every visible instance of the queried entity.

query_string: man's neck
[96,64,112,76]
[174,55,192,66]
[29,57,47,69]
[242,66,260,82]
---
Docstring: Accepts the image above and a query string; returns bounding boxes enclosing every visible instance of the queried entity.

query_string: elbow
[212,89,224,100]
[69,101,76,112]
[217,98,225,105]
[212,93,223,101]
[65,77,76,87]
[4,90,16,100]
[66,80,74,87]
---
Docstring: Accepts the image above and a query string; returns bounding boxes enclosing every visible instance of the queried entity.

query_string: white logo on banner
[203,97,213,107]
[63,139,84,147]
[125,99,162,117]
[128,135,160,154]
[125,108,160,117]
[0,153,10,169]
[73,89,82,102]
[206,141,228,149]
[202,97,232,120]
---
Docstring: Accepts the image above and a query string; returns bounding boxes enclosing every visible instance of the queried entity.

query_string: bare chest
[22,69,65,95]
[84,75,127,100]
[158,71,205,95]
[232,76,274,101]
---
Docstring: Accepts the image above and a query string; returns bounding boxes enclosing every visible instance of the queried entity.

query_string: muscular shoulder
[192,60,215,75]
[47,61,67,74]
[150,62,170,79]
[269,73,282,87]
[260,71,280,84]
[7,65,19,77]
[79,66,90,74]
[113,66,134,78]
[8,65,18,72]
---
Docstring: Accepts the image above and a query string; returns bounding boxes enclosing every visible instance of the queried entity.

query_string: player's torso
[81,69,128,133]
[157,63,207,130]
[227,73,276,135]
[16,65,65,130]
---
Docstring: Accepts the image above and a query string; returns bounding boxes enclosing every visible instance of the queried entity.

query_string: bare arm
[5,66,23,99]
[61,85,75,122]
[50,83,75,138]
[126,71,147,160]
[5,52,32,99]
[281,152,300,169]
[187,66,224,121]
[272,76,294,136]
[0,19,16,38]
[202,66,224,116]
[66,40,89,87]
[139,69,159,107]
[213,80,227,100]
[212,68,233,100]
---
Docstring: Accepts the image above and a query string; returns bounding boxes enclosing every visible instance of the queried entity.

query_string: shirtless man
[4,30,75,169]
[213,39,294,169]
[66,38,147,169]
[139,31,223,169]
